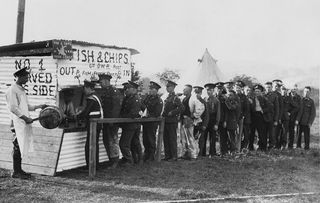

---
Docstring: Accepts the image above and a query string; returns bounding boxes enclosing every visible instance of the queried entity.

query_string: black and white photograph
[0,0,319,202]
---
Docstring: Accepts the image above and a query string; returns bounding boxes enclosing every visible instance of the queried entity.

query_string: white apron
[11,93,35,158]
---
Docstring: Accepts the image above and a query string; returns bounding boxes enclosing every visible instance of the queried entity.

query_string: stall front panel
[57,44,132,88]
[0,56,63,175]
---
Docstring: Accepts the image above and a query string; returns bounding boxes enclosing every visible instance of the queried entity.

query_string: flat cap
[265,81,272,85]
[235,80,246,88]
[149,81,161,90]
[253,84,264,91]
[224,81,234,86]
[98,73,112,81]
[184,84,192,89]
[193,86,204,91]
[272,79,283,84]
[166,80,177,87]
[127,80,139,89]
[84,80,96,88]
[13,67,29,77]
[204,83,215,89]
[215,82,225,88]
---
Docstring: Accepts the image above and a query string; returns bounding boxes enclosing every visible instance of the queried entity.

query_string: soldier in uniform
[280,86,291,149]
[119,81,142,165]
[96,73,121,168]
[76,80,103,168]
[242,85,252,150]
[224,89,240,154]
[201,83,220,157]
[288,85,301,149]
[296,86,316,150]
[272,79,284,149]
[162,80,184,161]
[250,84,272,151]
[264,82,279,149]
[142,81,163,162]
[216,82,228,156]
[234,81,248,152]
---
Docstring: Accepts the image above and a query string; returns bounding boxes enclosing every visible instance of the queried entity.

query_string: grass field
[0,111,319,203]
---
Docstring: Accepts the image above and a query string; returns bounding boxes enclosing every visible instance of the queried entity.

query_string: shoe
[11,172,30,179]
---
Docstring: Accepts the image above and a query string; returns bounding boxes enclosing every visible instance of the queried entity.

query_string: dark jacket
[218,93,227,125]
[142,94,163,117]
[181,95,192,118]
[224,95,239,130]
[205,95,221,126]
[96,86,121,118]
[289,94,301,122]
[274,91,283,122]
[120,93,142,129]
[296,97,316,126]
[251,96,273,123]
[265,91,279,122]
[282,95,291,121]
[77,93,102,124]
[243,96,252,124]
[162,92,184,123]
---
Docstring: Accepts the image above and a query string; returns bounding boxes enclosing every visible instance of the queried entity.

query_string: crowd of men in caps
[5,67,317,179]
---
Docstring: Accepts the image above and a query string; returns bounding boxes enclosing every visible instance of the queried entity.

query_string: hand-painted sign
[0,57,57,97]
[57,45,132,88]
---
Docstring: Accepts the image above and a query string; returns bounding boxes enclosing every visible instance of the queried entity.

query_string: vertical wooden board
[0,124,64,176]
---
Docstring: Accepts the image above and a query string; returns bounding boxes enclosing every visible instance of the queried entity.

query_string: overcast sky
[0,0,319,82]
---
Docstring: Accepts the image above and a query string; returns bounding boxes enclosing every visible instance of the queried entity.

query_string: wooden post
[155,118,165,162]
[89,121,97,179]
[16,0,26,43]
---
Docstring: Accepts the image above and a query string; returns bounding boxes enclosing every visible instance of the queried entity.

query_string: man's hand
[168,112,172,116]
[273,121,278,126]
[20,115,33,124]
[201,126,206,131]
[214,125,218,131]
[223,121,227,128]
[295,120,299,125]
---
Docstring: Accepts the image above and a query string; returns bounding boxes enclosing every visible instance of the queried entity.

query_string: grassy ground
[0,111,319,203]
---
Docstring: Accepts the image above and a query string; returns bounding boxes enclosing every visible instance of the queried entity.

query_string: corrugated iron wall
[56,131,109,172]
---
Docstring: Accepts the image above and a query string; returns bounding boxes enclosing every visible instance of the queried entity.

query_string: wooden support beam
[89,121,97,179]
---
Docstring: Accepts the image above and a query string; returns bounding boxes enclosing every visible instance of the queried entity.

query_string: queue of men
[6,67,317,179]
[81,76,317,167]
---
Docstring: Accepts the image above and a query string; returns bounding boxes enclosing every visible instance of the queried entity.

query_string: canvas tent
[195,48,225,86]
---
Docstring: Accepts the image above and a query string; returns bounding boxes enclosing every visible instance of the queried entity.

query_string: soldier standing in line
[272,79,284,149]
[295,86,316,150]
[119,81,142,166]
[280,86,291,149]
[180,84,196,159]
[76,80,103,168]
[250,84,272,151]
[96,73,121,168]
[288,85,301,149]
[162,80,184,161]
[224,89,240,154]
[234,81,247,152]
[191,86,209,157]
[264,82,279,150]
[216,82,228,156]
[201,83,220,157]
[142,81,163,162]
[241,85,252,150]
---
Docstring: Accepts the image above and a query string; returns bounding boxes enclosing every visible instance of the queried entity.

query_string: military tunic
[280,94,291,148]
[96,86,121,161]
[218,93,228,155]
[201,95,220,156]
[162,92,184,160]
[224,95,240,152]
[288,94,301,148]
[265,91,279,149]
[119,93,142,163]
[296,97,316,149]
[77,93,103,167]
[142,94,163,161]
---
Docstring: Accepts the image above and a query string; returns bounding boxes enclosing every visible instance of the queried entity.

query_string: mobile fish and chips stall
[0,39,138,176]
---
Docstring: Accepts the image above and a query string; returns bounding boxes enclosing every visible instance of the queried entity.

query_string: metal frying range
[32,106,63,129]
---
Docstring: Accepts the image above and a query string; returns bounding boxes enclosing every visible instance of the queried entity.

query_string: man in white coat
[6,67,46,179]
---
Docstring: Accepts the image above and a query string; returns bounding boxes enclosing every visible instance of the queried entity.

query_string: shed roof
[0,39,139,57]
